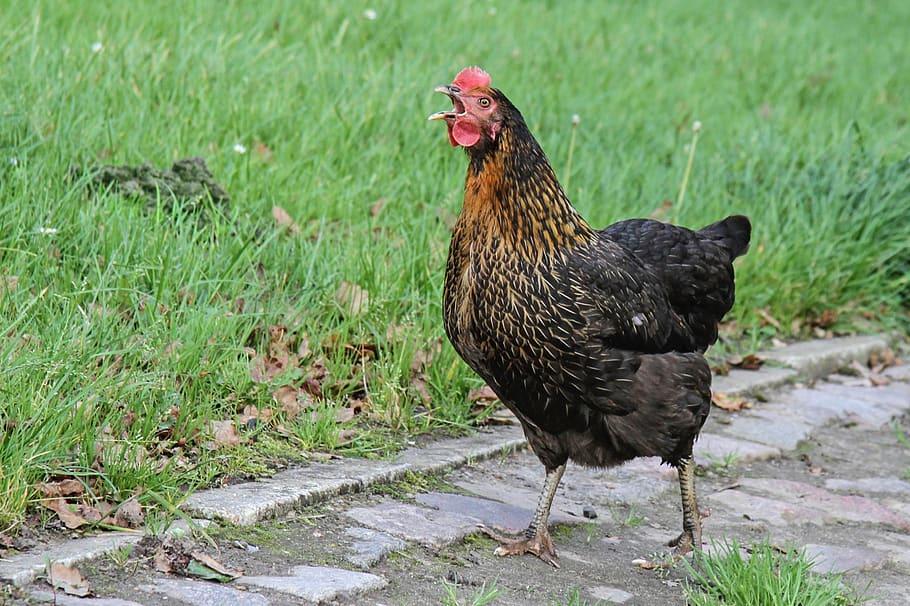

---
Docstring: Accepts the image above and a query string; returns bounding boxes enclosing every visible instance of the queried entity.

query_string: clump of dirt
[78,157,229,212]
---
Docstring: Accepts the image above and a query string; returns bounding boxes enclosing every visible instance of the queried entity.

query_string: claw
[478,524,559,568]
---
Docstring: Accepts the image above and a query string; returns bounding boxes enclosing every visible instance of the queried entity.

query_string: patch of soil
[77,157,229,213]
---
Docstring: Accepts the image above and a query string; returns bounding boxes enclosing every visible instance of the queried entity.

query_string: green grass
[1,0,909,531]
[685,542,863,605]
[442,581,501,606]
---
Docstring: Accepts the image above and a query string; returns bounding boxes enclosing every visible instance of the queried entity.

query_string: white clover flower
[692,120,702,133]
[571,114,581,126]
[9,157,18,166]
[37,227,58,235]
[91,41,103,53]
[363,8,377,20]
[233,143,247,154]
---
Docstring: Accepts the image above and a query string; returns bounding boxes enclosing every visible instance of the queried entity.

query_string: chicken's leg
[479,463,565,567]
[668,456,702,554]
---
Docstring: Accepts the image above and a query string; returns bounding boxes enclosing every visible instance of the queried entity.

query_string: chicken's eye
[478,97,491,108]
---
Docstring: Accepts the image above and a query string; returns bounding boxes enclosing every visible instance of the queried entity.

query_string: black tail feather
[698,215,751,260]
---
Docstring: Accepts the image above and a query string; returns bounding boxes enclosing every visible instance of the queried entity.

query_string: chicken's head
[428,66,502,148]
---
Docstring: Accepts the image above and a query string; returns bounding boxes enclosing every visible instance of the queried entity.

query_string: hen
[429,67,750,566]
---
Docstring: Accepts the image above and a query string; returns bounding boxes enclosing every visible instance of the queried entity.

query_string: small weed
[703,452,741,476]
[106,544,134,569]
[442,580,502,606]
[553,588,603,605]
[685,540,864,605]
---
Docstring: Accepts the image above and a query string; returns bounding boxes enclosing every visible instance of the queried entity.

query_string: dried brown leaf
[272,386,313,420]
[42,498,89,529]
[410,339,442,374]
[411,376,432,405]
[112,497,144,529]
[711,392,751,412]
[48,562,91,597]
[272,206,300,235]
[335,406,358,424]
[728,353,764,371]
[468,385,499,403]
[370,197,387,218]
[756,308,781,330]
[337,429,357,444]
[189,551,242,580]
[297,336,311,360]
[648,199,673,219]
[37,479,84,498]
[211,420,242,448]
[335,281,369,316]
[1,275,18,293]
[711,362,731,376]
[253,141,273,163]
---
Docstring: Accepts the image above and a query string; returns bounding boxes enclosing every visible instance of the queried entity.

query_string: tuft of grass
[685,541,863,606]
[442,581,502,606]
[1,0,909,531]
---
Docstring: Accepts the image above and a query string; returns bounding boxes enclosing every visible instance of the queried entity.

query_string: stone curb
[0,334,896,588]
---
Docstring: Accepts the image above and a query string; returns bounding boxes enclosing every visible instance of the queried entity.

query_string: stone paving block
[802,543,890,573]
[238,565,386,603]
[883,364,910,381]
[0,532,143,587]
[760,335,889,377]
[711,366,797,397]
[29,591,144,606]
[587,585,634,603]
[415,491,586,534]
[707,489,821,527]
[720,410,813,450]
[183,426,526,525]
[738,478,910,530]
[344,501,481,548]
[183,460,410,525]
[816,383,910,418]
[344,527,406,569]
[824,477,910,495]
[141,577,270,606]
[453,479,584,524]
[395,426,526,473]
[772,387,880,425]
[694,432,781,465]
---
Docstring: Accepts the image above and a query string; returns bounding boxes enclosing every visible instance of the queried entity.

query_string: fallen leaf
[272,385,314,420]
[112,497,144,529]
[253,141,273,163]
[297,336,311,360]
[337,429,357,444]
[649,199,673,219]
[211,420,241,448]
[756,308,781,330]
[37,479,84,498]
[335,406,358,424]
[271,206,300,235]
[711,362,730,376]
[410,375,432,405]
[370,197,387,218]
[631,558,658,570]
[711,392,751,412]
[42,498,89,529]
[47,562,91,597]
[811,309,838,329]
[188,551,242,582]
[410,339,442,374]
[1,275,18,293]
[727,353,764,371]
[468,385,499,403]
[335,281,369,316]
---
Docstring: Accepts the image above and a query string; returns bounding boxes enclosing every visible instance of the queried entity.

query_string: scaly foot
[478,525,560,568]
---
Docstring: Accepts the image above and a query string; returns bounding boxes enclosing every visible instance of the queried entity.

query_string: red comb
[452,66,491,91]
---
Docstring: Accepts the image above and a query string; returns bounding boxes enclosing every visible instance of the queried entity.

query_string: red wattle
[452,119,481,147]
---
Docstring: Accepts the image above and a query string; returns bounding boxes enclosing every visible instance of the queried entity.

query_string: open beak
[427,85,463,121]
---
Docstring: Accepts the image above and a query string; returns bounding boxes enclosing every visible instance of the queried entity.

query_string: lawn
[1,0,909,531]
